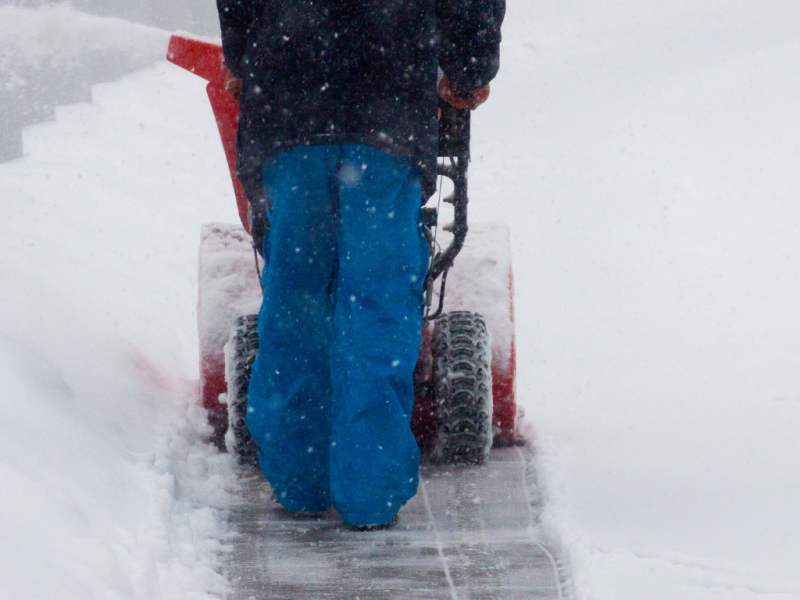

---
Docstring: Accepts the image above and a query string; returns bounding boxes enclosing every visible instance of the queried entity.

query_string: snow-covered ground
[0,15,240,598]
[471,1,800,598]
[1,1,799,599]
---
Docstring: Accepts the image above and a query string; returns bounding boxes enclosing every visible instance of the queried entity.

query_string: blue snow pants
[246,144,429,527]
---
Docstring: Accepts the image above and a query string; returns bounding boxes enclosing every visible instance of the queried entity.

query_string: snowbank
[0,333,234,598]
[470,0,800,597]
[0,41,241,598]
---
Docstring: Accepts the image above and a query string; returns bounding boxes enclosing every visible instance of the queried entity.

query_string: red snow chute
[167,34,250,233]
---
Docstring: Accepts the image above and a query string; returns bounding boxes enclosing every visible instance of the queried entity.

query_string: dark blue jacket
[217,0,504,199]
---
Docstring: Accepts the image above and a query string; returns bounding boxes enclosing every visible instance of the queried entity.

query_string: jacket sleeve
[216,0,252,78]
[436,0,505,95]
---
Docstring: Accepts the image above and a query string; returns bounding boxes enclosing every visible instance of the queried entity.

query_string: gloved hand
[224,68,242,102]
[438,75,490,110]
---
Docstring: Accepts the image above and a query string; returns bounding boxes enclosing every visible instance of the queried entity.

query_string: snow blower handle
[424,99,470,320]
[437,100,470,161]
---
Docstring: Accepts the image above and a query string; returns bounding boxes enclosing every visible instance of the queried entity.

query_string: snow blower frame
[167,34,518,462]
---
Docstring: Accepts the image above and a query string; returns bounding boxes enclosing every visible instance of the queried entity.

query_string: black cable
[254,247,264,292]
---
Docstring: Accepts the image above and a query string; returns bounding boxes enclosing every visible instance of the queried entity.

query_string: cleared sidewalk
[226,447,566,599]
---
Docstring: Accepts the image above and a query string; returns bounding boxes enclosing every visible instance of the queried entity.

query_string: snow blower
[166,33,518,463]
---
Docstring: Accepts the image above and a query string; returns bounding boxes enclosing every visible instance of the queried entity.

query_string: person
[216,0,504,529]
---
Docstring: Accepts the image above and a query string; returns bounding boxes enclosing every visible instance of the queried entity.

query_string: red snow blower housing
[167,33,518,463]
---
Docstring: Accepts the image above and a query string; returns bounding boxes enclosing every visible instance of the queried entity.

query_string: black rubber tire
[225,314,260,467]
[432,311,493,464]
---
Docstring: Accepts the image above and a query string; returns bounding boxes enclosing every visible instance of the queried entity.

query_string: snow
[436,222,515,370]
[2,1,800,599]
[0,5,169,77]
[468,0,800,598]
[198,223,262,362]
[1,6,171,161]
[171,30,223,47]
[0,9,242,597]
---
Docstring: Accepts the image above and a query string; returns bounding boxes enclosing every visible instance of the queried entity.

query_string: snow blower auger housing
[167,33,518,461]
